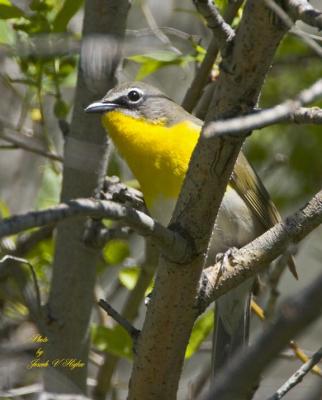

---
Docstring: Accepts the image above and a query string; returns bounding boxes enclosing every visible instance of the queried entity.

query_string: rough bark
[43,0,131,394]
[128,1,288,399]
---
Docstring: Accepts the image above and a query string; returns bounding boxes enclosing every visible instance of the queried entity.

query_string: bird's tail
[212,279,252,374]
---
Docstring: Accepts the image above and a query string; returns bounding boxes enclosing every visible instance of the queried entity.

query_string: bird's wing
[230,152,281,228]
[231,152,298,279]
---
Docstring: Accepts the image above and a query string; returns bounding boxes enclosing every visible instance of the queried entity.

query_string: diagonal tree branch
[291,106,322,124]
[267,347,322,400]
[198,189,322,313]
[182,0,243,112]
[263,0,322,57]
[285,0,322,30]
[203,272,322,400]
[98,300,140,340]
[0,199,190,263]
[203,78,322,138]
[193,0,235,52]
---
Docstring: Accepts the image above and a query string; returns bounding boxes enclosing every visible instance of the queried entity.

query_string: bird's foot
[214,247,238,286]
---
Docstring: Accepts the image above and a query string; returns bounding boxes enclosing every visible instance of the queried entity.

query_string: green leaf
[54,98,69,118]
[119,266,140,290]
[128,50,198,80]
[0,19,13,43]
[135,60,163,80]
[0,200,10,218]
[91,324,132,359]
[52,0,83,32]
[26,237,53,277]
[0,0,25,19]
[119,266,154,294]
[129,50,179,63]
[185,310,213,359]
[103,239,130,265]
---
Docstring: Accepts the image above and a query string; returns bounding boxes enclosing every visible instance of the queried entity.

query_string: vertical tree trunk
[128,1,288,399]
[43,0,131,394]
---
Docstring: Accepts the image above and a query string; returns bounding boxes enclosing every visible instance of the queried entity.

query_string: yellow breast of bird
[102,110,198,218]
[102,110,261,248]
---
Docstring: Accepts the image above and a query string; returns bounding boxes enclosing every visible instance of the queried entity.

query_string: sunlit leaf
[119,266,139,290]
[0,19,13,43]
[128,50,194,80]
[0,0,24,19]
[0,200,10,218]
[185,310,213,359]
[103,239,130,265]
[26,237,54,274]
[53,0,83,32]
[91,324,132,359]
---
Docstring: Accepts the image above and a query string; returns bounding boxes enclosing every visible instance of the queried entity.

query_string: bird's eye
[127,90,142,102]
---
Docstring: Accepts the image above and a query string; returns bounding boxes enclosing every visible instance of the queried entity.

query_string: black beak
[84,101,118,113]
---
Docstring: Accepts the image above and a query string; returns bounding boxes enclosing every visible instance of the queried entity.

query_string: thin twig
[203,79,322,138]
[140,0,181,54]
[203,273,322,400]
[94,242,157,399]
[263,0,322,57]
[0,255,42,316]
[0,119,63,162]
[182,37,219,113]
[266,347,322,400]
[251,289,322,377]
[0,144,19,149]
[126,27,200,42]
[193,0,235,51]
[285,0,322,30]
[182,1,243,112]
[98,299,140,340]
[289,341,322,377]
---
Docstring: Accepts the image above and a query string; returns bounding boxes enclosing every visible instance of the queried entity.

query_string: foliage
[92,324,132,359]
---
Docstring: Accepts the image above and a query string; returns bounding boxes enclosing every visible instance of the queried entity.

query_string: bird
[85,81,297,372]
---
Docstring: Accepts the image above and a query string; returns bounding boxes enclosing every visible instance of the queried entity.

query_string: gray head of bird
[85,81,198,126]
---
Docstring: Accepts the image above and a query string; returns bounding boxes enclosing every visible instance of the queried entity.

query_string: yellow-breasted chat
[85,81,297,370]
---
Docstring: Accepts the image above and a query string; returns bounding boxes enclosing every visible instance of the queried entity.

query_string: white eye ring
[127,89,142,102]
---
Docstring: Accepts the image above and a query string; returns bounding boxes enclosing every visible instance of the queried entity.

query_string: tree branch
[285,0,322,30]
[128,1,290,398]
[44,2,131,393]
[263,0,322,57]
[267,347,322,400]
[0,198,190,263]
[203,79,322,138]
[102,176,146,212]
[0,122,63,162]
[192,0,235,52]
[290,106,322,124]
[98,300,140,340]
[203,273,322,400]
[198,189,322,314]
[182,0,243,112]
[0,255,42,320]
